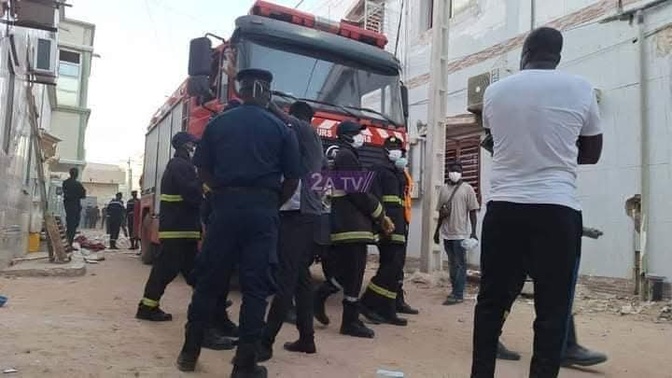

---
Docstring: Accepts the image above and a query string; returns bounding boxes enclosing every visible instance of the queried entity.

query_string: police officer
[127,191,139,250]
[258,101,323,361]
[359,136,410,326]
[136,132,233,350]
[106,193,125,250]
[312,121,394,339]
[177,69,302,377]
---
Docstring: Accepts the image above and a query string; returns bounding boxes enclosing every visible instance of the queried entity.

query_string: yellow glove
[381,216,395,235]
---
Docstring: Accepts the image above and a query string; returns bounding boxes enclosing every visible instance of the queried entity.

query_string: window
[56,50,81,107]
[450,0,472,18]
[444,135,481,201]
[3,55,16,154]
[420,0,434,32]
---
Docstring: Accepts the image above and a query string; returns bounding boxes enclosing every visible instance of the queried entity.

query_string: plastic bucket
[28,233,41,253]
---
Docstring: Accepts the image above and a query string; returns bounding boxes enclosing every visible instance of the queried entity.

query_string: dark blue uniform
[189,104,302,346]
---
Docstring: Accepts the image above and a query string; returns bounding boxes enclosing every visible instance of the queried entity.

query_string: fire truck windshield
[235,39,405,127]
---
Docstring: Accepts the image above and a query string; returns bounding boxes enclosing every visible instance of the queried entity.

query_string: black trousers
[331,243,368,302]
[108,217,122,242]
[362,243,405,307]
[472,202,582,378]
[143,239,198,302]
[264,211,317,343]
[64,204,81,245]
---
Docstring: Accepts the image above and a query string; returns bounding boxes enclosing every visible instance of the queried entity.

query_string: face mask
[448,172,462,183]
[351,134,365,149]
[395,157,408,169]
[387,149,402,161]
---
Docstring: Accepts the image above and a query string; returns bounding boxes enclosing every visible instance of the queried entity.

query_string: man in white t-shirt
[471,27,603,378]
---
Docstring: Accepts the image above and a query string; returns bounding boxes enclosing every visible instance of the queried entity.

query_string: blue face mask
[395,157,408,169]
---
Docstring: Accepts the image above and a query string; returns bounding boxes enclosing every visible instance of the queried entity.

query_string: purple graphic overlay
[308,171,376,193]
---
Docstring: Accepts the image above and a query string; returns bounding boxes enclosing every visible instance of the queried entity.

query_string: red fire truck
[138,1,409,264]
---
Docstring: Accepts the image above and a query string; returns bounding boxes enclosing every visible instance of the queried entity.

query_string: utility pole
[127,157,132,197]
[419,0,451,273]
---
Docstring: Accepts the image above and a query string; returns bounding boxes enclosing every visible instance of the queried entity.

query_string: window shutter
[444,136,481,202]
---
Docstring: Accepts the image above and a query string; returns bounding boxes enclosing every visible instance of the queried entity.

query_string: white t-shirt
[483,69,602,211]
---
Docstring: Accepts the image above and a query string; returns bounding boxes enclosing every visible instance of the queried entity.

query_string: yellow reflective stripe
[382,195,403,205]
[159,231,201,239]
[142,298,159,308]
[368,282,397,299]
[331,231,375,242]
[160,194,184,202]
[203,184,211,193]
[390,234,406,243]
[372,203,383,218]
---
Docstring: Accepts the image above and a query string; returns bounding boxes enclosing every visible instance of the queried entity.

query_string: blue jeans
[444,240,467,300]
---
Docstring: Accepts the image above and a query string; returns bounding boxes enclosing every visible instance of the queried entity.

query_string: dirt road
[1,251,671,377]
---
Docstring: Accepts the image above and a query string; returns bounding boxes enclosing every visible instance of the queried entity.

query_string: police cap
[336,121,366,137]
[383,136,403,150]
[235,69,273,83]
[171,131,198,150]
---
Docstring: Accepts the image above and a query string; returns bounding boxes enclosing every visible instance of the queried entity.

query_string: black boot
[110,240,118,250]
[340,300,375,339]
[496,341,521,361]
[283,337,316,355]
[177,323,204,372]
[202,327,236,351]
[256,334,273,363]
[396,286,419,315]
[313,282,339,326]
[136,302,172,321]
[381,299,407,327]
[231,342,268,378]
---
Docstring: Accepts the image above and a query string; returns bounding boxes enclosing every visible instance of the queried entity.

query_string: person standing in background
[127,191,139,250]
[433,161,480,306]
[107,193,125,250]
[62,168,86,249]
[101,205,107,231]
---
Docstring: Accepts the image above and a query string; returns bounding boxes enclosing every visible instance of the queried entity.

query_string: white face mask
[351,134,365,149]
[448,172,462,183]
[395,157,408,169]
[387,149,403,161]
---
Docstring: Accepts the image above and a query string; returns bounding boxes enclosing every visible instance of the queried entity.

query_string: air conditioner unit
[467,72,491,114]
[29,36,57,77]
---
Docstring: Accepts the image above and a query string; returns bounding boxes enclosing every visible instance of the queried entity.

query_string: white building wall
[396,0,672,281]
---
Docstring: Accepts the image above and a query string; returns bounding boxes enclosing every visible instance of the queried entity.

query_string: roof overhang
[444,113,485,139]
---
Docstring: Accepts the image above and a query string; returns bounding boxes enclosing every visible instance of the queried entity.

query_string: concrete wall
[82,183,120,207]
[395,0,672,283]
[0,26,53,267]
[50,109,81,161]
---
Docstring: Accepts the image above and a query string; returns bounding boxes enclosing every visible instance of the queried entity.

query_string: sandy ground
[1,247,671,378]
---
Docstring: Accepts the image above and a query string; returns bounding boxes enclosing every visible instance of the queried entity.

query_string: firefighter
[126,191,139,250]
[398,167,419,315]
[106,193,125,250]
[136,132,233,350]
[177,69,302,376]
[359,136,410,326]
[312,121,395,339]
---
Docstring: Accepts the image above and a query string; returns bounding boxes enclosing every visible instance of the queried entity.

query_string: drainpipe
[530,0,536,30]
[636,9,650,299]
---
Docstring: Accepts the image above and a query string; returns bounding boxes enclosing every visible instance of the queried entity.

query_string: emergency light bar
[250,0,387,49]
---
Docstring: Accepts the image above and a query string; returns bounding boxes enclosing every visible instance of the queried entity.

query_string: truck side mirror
[401,84,409,119]
[188,37,212,77]
[187,76,211,98]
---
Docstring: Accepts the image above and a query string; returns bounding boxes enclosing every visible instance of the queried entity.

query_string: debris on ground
[659,305,672,321]
[2,368,18,374]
